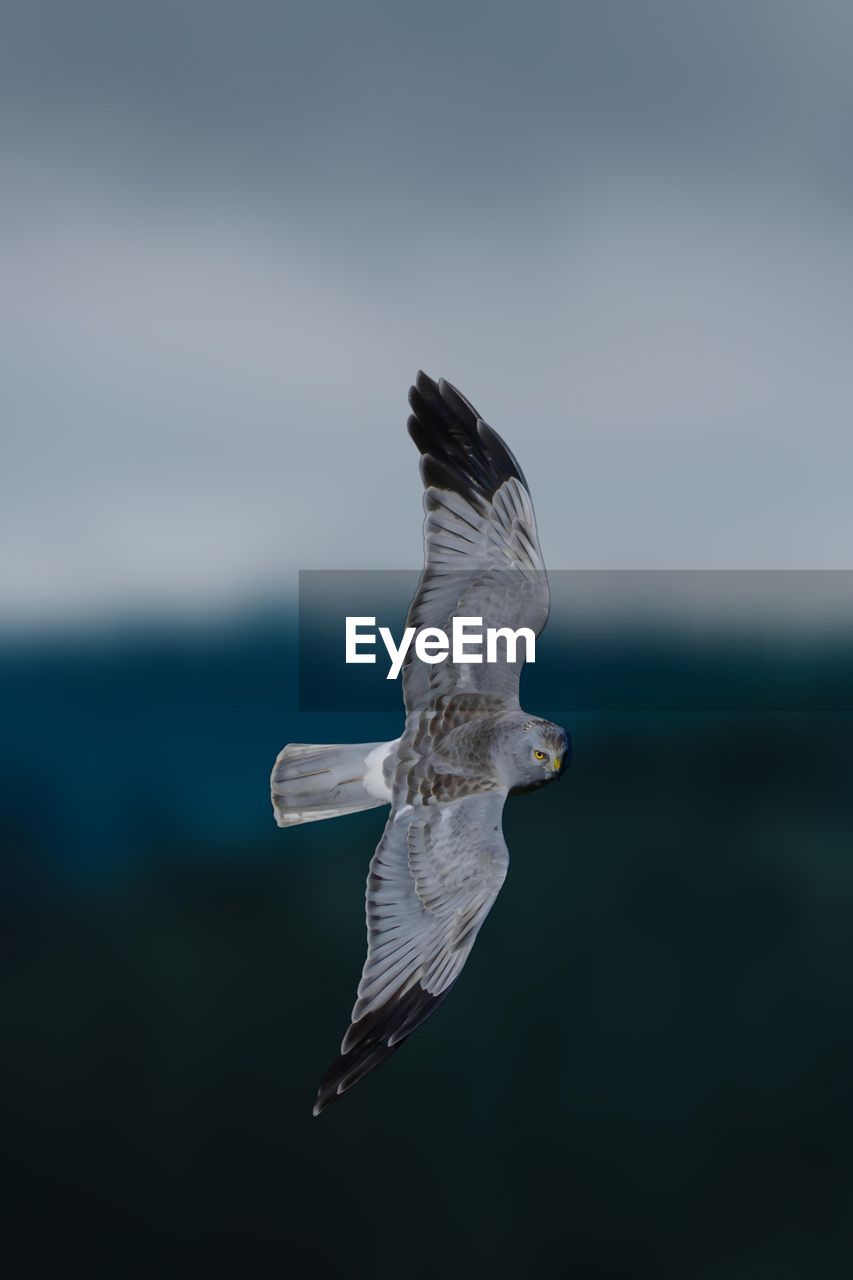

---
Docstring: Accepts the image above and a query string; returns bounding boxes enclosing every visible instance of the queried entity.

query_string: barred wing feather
[404,372,550,710]
[313,791,508,1114]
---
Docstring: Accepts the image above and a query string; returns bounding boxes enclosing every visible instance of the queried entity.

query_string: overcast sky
[3,1,852,627]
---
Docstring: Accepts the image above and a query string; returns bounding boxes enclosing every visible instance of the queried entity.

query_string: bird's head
[506,717,571,793]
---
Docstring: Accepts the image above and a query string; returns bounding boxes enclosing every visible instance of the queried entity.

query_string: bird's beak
[553,757,561,774]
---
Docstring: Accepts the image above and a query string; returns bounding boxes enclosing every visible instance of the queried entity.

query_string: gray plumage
[271,372,570,1114]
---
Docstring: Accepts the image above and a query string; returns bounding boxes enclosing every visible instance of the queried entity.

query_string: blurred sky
[3,1,853,628]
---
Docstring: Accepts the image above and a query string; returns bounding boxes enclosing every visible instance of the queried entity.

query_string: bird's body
[271,372,569,1114]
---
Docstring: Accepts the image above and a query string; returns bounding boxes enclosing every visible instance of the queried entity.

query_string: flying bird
[271,372,570,1114]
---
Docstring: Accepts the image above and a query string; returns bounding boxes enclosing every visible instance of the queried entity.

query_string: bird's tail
[270,740,396,828]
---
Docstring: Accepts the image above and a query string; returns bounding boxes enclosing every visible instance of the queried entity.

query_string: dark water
[2,617,852,1276]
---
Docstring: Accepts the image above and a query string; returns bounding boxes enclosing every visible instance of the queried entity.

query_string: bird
[271,372,570,1114]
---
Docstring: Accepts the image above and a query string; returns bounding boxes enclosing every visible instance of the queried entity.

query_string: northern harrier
[271,372,570,1114]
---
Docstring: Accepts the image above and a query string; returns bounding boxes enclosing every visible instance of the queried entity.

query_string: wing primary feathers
[408,371,529,503]
[312,981,456,1116]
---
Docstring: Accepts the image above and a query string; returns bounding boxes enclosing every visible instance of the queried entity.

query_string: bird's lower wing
[313,791,509,1114]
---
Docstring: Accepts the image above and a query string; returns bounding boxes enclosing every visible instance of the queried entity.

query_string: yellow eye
[533,749,546,761]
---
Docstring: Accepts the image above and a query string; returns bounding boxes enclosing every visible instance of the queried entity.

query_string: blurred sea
[2,614,852,1276]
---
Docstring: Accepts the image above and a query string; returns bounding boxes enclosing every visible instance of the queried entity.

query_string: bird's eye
[533,749,546,761]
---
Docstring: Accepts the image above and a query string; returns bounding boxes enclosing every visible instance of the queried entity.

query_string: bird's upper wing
[313,790,508,1114]
[403,371,549,712]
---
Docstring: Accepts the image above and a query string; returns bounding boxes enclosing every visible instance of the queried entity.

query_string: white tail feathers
[270,739,397,828]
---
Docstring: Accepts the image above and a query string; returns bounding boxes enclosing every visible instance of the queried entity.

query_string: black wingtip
[407,371,527,503]
[312,1040,401,1116]
[312,981,457,1115]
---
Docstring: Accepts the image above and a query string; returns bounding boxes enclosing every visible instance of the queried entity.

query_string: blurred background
[2,2,853,1275]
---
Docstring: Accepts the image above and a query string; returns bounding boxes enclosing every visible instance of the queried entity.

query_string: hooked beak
[553,756,562,775]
